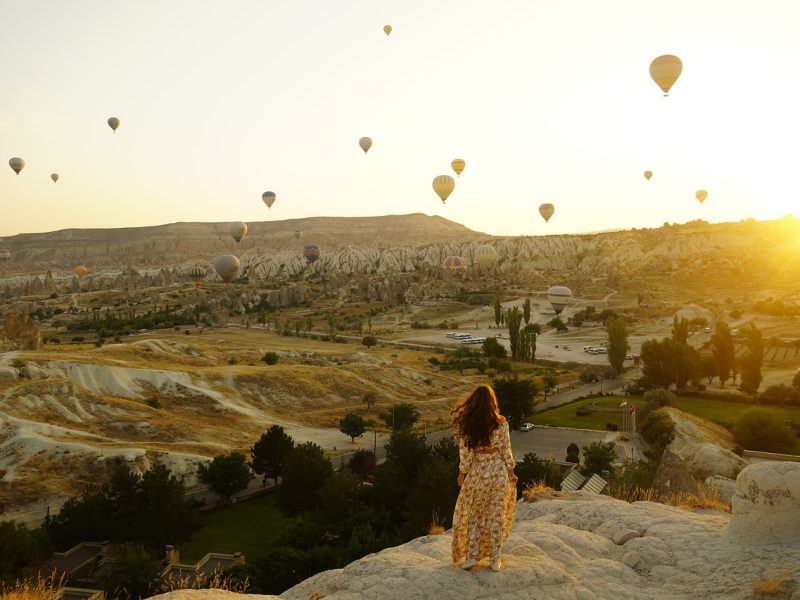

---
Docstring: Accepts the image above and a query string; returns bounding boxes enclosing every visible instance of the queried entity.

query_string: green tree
[541,370,558,394]
[640,410,676,448]
[339,412,367,442]
[278,442,333,514]
[514,453,563,496]
[710,321,735,387]
[581,441,617,476]
[197,452,253,504]
[606,316,630,375]
[361,335,377,348]
[793,370,800,390]
[671,315,689,345]
[362,391,378,411]
[348,449,377,481]
[700,354,716,384]
[262,351,279,365]
[482,336,507,359]
[548,316,568,332]
[523,298,531,325]
[739,323,764,394]
[250,425,295,486]
[519,323,540,362]
[381,403,420,431]
[506,307,523,360]
[493,376,538,430]
[565,443,580,463]
[0,520,51,584]
[385,429,430,477]
[493,297,502,327]
[733,408,797,453]
[640,338,700,390]
[101,544,163,600]
[402,456,459,536]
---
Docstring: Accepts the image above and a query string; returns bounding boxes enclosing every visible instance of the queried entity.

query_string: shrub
[579,369,599,383]
[262,352,279,365]
[640,388,677,420]
[733,408,798,454]
[427,357,440,366]
[575,408,591,417]
[94,338,105,348]
[640,410,676,447]
[760,384,800,406]
[147,397,161,409]
[227,357,238,365]
[361,335,378,348]
[605,423,619,431]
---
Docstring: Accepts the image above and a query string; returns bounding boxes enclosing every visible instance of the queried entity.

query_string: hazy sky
[1,0,798,238]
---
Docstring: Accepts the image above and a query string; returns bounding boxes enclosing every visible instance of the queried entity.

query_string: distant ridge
[0,213,488,269]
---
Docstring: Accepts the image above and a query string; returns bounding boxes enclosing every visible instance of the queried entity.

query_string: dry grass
[0,573,64,600]
[522,482,562,503]
[607,481,731,513]
[428,510,446,535]
[159,569,250,594]
[751,573,796,597]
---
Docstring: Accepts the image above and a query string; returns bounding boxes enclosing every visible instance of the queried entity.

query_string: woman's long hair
[451,384,503,449]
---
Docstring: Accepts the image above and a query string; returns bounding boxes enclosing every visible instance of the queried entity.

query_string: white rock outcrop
[150,464,800,600]
[725,461,800,544]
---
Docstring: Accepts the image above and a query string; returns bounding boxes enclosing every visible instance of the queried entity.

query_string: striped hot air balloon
[547,286,573,315]
[188,265,206,288]
[303,243,321,264]
[473,245,497,267]
[442,256,467,270]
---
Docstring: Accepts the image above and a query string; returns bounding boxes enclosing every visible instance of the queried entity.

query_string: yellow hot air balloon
[451,159,465,177]
[383,25,392,36]
[649,55,682,96]
[432,175,455,204]
[8,157,25,175]
[474,244,497,267]
[359,137,372,154]
[696,190,708,203]
[229,221,248,243]
[644,171,652,181]
[51,173,59,183]
[107,117,120,131]
[262,191,276,209]
[539,203,555,223]
[74,265,88,279]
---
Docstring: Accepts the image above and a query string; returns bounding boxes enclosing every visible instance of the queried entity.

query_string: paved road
[536,376,629,412]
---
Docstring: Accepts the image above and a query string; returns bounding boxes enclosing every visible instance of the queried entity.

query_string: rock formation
[149,464,800,600]
[2,310,43,350]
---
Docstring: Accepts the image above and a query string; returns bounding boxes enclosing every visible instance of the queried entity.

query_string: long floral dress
[451,418,517,566]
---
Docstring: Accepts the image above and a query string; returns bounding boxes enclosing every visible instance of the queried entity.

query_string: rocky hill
[151,461,800,600]
[0,214,486,271]
[2,216,799,299]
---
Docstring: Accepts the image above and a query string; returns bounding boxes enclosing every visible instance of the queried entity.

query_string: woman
[451,384,517,572]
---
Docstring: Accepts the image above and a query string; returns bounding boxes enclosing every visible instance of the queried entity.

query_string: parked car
[519,423,534,432]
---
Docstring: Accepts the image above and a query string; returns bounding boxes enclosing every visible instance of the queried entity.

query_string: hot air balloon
[649,55,682,96]
[107,117,120,131]
[432,175,455,204]
[474,244,497,267]
[442,256,467,270]
[547,286,572,315]
[359,137,372,154]
[644,171,653,181]
[229,221,248,243]
[539,203,555,223]
[74,266,88,279]
[303,243,321,264]
[262,191,276,209]
[451,159,465,177]
[188,265,206,289]
[294,230,303,240]
[8,158,24,175]
[383,25,392,35]
[51,173,59,183]
[213,255,240,283]
[696,190,708,203]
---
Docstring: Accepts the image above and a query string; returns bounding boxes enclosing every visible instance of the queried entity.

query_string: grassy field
[179,493,291,563]
[531,395,800,432]
[530,396,644,430]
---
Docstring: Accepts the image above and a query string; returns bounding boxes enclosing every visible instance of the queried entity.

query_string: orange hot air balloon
[74,265,88,279]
